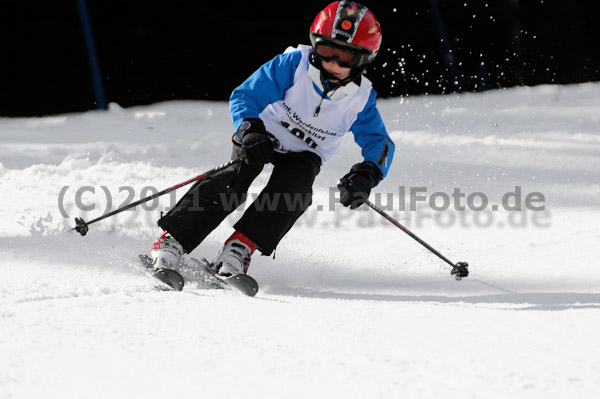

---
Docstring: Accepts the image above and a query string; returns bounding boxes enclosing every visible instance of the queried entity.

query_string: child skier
[150,1,395,277]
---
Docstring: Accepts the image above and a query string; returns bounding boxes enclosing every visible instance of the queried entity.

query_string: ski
[188,257,259,297]
[139,254,185,291]
[138,255,259,297]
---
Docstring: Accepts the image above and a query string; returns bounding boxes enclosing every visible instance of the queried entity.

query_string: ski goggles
[314,43,362,68]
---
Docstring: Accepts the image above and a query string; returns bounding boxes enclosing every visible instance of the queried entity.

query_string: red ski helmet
[310,1,382,68]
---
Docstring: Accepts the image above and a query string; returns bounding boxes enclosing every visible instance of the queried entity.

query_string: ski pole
[364,199,469,280]
[72,157,244,236]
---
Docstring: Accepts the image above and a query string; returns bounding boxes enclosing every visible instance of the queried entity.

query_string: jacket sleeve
[229,50,303,130]
[350,89,395,180]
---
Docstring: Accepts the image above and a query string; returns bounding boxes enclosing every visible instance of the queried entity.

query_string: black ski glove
[337,162,383,209]
[238,118,278,166]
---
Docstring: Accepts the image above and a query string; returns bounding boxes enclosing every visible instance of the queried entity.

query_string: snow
[1,83,600,398]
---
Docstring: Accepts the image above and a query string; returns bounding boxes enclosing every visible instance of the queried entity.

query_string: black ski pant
[158,146,321,256]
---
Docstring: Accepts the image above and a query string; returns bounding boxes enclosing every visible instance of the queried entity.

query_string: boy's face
[321,60,352,81]
[315,43,359,81]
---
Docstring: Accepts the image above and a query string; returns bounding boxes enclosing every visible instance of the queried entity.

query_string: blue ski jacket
[230,45,394,179]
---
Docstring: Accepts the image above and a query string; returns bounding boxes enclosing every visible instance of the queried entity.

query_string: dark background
[1,0,598,116]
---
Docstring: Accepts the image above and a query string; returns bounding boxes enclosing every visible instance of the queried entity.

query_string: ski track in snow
[1,84,600,398]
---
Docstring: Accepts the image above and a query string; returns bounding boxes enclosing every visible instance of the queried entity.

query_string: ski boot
[212,231,257,277]
[151,231,184,271]
[148,231,185,290]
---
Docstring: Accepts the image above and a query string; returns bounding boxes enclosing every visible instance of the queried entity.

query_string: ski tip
[186,257,259,296]
[153,268,185,291]
[230,274,259,297]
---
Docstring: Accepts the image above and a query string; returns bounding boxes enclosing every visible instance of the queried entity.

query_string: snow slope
[1,83,600,399]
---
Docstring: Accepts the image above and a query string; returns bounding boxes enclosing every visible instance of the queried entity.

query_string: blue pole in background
[76,0,107,110]
[427,0,462,93]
